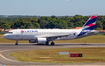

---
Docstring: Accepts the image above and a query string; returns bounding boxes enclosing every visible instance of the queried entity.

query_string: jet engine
[37,38,47,44]
[29,38,47,44]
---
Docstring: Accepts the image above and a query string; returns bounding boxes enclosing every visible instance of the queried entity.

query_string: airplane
[3,14,100,45]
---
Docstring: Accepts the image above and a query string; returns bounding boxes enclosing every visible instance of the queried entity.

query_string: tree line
[0,15,104,30]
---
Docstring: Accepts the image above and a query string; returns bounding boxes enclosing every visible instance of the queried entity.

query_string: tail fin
[82,14,97,30]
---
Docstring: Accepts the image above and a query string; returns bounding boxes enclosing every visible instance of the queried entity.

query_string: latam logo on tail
[21,30,38,33]
[86,15,96,27]
[82,15,97,30]
[78,15,97,37]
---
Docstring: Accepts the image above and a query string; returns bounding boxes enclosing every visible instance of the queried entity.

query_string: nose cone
[3,35,6,39]
[3,35,8,39]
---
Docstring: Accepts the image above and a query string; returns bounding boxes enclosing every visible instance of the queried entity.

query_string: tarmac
[0,43,105,66]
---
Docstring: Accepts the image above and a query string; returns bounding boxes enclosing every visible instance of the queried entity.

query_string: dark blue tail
[78,14,97,37]
[82,14,97,30]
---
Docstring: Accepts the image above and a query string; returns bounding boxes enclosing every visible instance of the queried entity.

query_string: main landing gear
[15,40,18,45]
[45,41,55,46]
[45,41,49,45]
[51,42,55,46]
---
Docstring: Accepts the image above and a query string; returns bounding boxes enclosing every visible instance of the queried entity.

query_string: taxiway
[0,43,105,66]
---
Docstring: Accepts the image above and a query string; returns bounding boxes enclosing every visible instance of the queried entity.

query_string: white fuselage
[3,29,99,45]
[3,29,82,40]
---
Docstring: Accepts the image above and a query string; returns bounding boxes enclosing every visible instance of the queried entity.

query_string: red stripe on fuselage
[87,24,95,27]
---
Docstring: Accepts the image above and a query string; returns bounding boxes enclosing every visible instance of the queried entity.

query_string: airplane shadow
[53,44,92,46]
[0,43,47,46]
[0,43,103,47]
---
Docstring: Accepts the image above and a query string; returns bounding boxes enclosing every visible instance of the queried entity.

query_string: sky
[0,0,105,16]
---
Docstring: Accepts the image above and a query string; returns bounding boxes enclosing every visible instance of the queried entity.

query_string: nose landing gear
[15,40,18,45]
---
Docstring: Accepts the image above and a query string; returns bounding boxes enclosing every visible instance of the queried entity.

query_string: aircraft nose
[3,35,6,38]
[3,35,8,39]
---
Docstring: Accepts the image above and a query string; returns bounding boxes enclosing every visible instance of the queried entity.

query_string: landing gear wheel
[15,40,18,45]
[15,43,18,45]
[45,41,49,45]
[51,42,55,46]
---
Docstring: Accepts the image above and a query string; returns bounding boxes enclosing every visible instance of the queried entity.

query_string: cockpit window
[7,32,13,34]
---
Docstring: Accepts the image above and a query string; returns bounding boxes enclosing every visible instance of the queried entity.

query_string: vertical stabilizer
[77,14,97,37]
[82,14,97,30]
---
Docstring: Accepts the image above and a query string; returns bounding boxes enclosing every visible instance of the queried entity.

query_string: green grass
[9,47,105,63]
[1,34,105,43]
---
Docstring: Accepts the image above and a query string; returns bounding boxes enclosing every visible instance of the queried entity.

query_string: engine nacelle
[29,38,47,44]
[37,38,47,44]
[29,40,37,43]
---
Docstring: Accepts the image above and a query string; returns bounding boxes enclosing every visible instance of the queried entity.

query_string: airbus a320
[3,14,99,45]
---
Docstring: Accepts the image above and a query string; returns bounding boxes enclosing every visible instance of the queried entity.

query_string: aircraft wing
[36,34,71,40]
